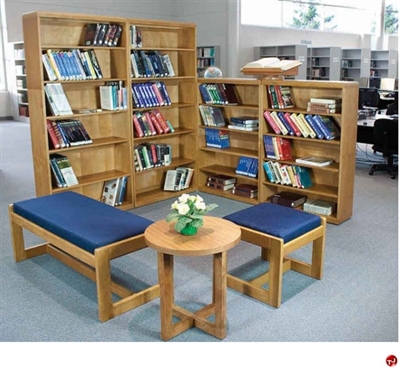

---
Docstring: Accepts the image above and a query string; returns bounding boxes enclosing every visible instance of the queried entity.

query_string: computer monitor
[380,78,396,91]
[369,77,381,89]
[359,87,379,109]
[354,77,369,88]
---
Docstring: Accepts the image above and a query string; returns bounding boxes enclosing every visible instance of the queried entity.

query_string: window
[0,0,6,90]
[385,0,398,35]
[241,0,389,35]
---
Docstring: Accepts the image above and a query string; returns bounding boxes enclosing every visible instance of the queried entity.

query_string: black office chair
[369,118,398,179]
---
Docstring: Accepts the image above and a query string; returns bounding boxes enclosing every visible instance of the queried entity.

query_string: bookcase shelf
[198,78,358,224]
[197,45,220,77]
[23,11,197,209]
[10,41,29,122]
[370,50,398,79]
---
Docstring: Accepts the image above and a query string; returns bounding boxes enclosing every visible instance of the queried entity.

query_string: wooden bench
[9,191,160,322]
[223,203,326,307]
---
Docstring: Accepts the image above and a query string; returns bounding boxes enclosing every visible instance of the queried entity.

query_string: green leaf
[191,219,203,228]
[165,213,180,222]
[175,217,190,232]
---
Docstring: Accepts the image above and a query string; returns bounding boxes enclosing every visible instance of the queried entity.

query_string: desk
[357,114,395,144]
[144,216,241,340]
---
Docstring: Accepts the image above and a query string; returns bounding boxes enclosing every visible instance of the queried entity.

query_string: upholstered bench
[223,203,326,308]
[9,191,160,322]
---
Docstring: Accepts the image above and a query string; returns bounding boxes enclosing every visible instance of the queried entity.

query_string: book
[303,199,336,216]
[280,86,295,108]
[232,184,258,198]
[163,169,177,191]
[310,97,342,105]
[230,116,259,125]
[101,178,120,206]
[227,125,258,132]
[295,156,333,167]
[50,154,78,187]
[205,128,230,148]
[207,174,237,186]
[206,181,235,191]
[235,156,254,176]
[242,57,302,72]
[271,191,307,208]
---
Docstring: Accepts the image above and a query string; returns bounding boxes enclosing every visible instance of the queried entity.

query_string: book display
[260,79,358,224]
[23,11,197,209]
[197,78,260,205]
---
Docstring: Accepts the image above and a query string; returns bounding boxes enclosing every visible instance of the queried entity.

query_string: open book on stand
[241,57,302,76]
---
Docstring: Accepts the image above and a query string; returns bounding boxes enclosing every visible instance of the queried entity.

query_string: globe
[203,66,223,78]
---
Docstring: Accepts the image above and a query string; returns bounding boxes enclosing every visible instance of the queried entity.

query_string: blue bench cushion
[223,203,321,243]
[13,192,153,254]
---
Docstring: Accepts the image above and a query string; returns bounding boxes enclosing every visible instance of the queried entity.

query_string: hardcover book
[271,191,307,208]
[207,174,237,185]
[242,57,302,72]
[295,156,333,167]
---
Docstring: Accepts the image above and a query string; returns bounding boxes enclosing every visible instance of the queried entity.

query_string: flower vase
[180,223,198,236]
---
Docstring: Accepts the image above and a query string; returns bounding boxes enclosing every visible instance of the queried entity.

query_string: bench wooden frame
[9,204,160,322]
[227,217,326,308]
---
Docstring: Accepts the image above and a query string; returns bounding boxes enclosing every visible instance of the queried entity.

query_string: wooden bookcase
[197,78,261,205]
[129,19,198,207]
[22,12,198,209]
[197,78,358,225]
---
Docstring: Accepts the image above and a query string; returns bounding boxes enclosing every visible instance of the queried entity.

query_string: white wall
[0,90,11,118]
[5,0,178,42]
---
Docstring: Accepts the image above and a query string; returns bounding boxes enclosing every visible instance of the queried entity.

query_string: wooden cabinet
[11,41,29,122]
[198,78,358,224]
[130,19,198,207]
[197,46,220,77]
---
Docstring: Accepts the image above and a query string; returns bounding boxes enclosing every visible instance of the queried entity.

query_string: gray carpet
[0,121,398,367]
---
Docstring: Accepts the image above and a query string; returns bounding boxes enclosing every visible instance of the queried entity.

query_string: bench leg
[95,248,113,322]
[311,218,326,279]
[267,239,284,308]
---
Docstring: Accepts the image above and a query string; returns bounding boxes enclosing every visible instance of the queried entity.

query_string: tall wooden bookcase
[197,78,358,225]
[23,11,197,209]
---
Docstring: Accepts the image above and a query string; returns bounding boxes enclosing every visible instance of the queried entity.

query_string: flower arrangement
[166,194,218,235]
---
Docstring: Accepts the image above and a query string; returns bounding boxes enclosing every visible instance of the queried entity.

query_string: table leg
[212,251,227,339]
[158,252,174,341]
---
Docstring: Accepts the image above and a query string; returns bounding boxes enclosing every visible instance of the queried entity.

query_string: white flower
[177,203,190,215]
[194,200,206,210]
[178,194,190,204]
[188,195,197,202]
[171,200,179,210]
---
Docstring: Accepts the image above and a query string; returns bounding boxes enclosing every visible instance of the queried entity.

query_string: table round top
[144,216,241,257]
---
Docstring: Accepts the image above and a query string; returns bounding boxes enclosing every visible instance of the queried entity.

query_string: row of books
[132,110,174,138]
[266,85,294,109]
[44,83,73,116]
[307,97,342,114]
[42,49,103,81]
[263,162,312,188]
[101,176,128,207]
[134,143,172,171]
[49,154,79,188]
[99,81,128,111]
[199,105,226,127]
[228,116,259,132]
[264,110,340,140]
[232,184,258,199]
[164,167,194,192]
[47,119,92,149]
[303,199,336,216]
[130,50,175,78]
[263,135,292,161]
[236,156,259,178]
[84,23,123,47]
[199,83,240,105]
[130,25,142,48]
[205,128,230,148]
[131,81,172,109]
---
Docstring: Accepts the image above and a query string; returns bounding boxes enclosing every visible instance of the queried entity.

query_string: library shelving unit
[370,50,398,79]
[197,78,358,224]
[259,79,359,225]
[307,47,341,81]
[130,19,198,207]
[196,45,220,77]
[341,48,371,80]
[23,11,198,209]
[197,78,261,205]
[254,45,307,80]
[23,12,134,209]
[11,41,29,122]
